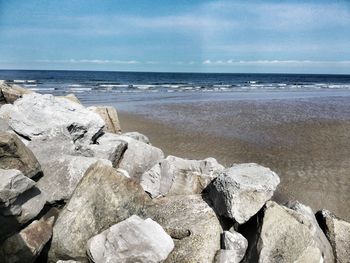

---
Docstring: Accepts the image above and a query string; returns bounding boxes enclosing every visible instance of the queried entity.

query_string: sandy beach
[117,95,350,221]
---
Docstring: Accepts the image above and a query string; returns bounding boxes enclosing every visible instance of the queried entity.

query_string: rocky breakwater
[0,81,349,263]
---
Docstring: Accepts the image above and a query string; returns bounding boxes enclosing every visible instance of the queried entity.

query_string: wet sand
[117,96,350,220]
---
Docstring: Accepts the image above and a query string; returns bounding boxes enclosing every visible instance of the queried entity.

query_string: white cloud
[36,59,140,64]
[202,59,350,66]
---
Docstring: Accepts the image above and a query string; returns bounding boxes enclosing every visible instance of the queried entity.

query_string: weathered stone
[146,194,222,263]
[215,249,243,263]
[258,201,334,263]
[0,212,55,263]
[89,106,121,133]
[0,118,11,131]
[118,135,164,181]
[222,230,248,262]
[57,93,81,104]
[0,93,104,145]
[316,209,350,263]
[0,131,42,179]
[141,155,224,198]
[0,83,33,104]
[208,163,280,224]
[49,161,151,261]
[123,131,150,144]
[0,169,35,205]
[87,215,174,263]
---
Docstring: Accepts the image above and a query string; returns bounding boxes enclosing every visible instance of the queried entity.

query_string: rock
[146,194,222,262]
[208,163,280,224]
[0,169,35,206]
[118,135,164,181]
[0,118,11,131]
[0,131,42,179]
[0,83,33,104]
[141,155,224,198]
[49,161,151,261]
[87,215,174,263]
[222,230,248,262]
[89,106,121,133]
[0,212,55,263]
[81,132,127,168]
[57,93,81,104]
[258,201,334,263]
[0,93,104,145]
[215,249,243,263]
[316,209,350,263]
[123,131,150,144]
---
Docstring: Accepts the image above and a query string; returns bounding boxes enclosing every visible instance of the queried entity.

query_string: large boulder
[0,93,105,145]
[87,215,174,263]
[0,82,33,104]
[146,194,222,262]
[57,93,81,104]
[89,106,121,134]
[0,131,42,179]
[0,210,56,263]
[141,155,224,198]
[258,201,334,263]
[208,163,280,224]
[316,209,350,263]
[118,135,164,181]
[49,161,151,261]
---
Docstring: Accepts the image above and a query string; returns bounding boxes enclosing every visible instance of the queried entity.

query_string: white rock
[209,163,280,224]
[87,215,174,263]
[123,131,150,144]
[222,230,248,262]
[214,249,243,263]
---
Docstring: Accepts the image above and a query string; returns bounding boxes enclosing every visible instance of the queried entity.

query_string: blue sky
[0,0,350,73]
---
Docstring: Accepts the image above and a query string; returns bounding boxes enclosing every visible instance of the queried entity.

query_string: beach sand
[118,96,350,221]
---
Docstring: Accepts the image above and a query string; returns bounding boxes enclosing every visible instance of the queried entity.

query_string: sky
[0,0,350,74]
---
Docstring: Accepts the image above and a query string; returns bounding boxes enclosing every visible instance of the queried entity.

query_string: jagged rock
[0,211,56,263]
[0,93,104,145]
[49,161,151,261]
[145,194,222,262]
[141,155,224,198]
[87,215,174,263]
[215,249,243,263]
[208,163,280,224]
[89,106,121,133]
[0,131,42,179]
[123,131,150,144]
[118,135,164,181]
[316,209,350,263]
[222,230,248,262]
[57,93,81,104]
[0,169,35,206]
[258,201,334,263]
[81,132,127,167]
[0,82,33,104]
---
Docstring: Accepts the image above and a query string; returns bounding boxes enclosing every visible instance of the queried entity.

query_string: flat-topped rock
[208,163,280,224]
[87,215,174,263]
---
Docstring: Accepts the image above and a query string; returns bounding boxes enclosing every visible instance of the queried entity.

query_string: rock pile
[0,82,348,263]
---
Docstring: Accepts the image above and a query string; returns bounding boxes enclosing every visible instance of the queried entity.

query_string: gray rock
[118,135,164,181]
[0,169,35,205]
[316,209,350,263]
[49,161,151,261]
[146,194,222,263]
[0,83,33,104]
[141,155,224,198]
[258,201,334,263]
[215,249,243,263]
[0,131,42,179]
[209,163,280,224]
[123,131,150,144]
[222,230,248,262]
[89,106,121,134]
[0,212,55,263]
[0,93,105,145]
[0,118,11,131]
[87,215,174,263]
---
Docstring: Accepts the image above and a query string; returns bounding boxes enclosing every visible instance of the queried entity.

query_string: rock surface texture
[258,201,334,263]
[89,106,121,134]
[49,161,150,261]
[316,209,350,263]
[209,163,280,224]
[87,215,174,263]
[222,230,248,262]
[0,82,33,104]
[141,155,224,198]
